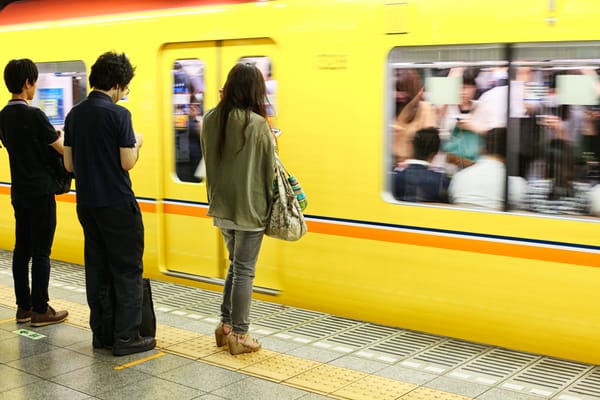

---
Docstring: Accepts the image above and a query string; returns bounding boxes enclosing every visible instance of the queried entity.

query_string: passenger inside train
[387,45,600,216]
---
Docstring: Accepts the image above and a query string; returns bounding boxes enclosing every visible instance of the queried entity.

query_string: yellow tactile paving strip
[0,284,472,400]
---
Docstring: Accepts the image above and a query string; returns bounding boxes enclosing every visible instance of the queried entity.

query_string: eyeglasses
[123,86,130,96]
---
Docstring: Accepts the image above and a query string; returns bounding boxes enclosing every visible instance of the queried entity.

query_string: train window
[31,61,86,129]
[386,42,600,217]
[506,42,600,216]
[386,44,515,210]
[172,59,204,183]
[238,56,277,118]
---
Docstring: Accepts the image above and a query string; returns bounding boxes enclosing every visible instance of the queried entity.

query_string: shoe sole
[30,316,67,327]
[16,318,31,323]
[228,346,262,355]
[112,343,155,356]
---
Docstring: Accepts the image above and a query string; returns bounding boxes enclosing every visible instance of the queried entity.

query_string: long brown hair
[217,63,267,158]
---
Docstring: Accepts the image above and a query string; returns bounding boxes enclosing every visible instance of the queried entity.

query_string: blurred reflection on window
[172,59,204,183]
[386,43,600,216]
[238,56,277,120]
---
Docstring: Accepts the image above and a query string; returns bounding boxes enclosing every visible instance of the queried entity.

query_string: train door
[160,39,282,295]
[159,42,222,282]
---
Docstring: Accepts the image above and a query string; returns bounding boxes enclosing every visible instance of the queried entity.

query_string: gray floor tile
[192,394,228,400]
[65,340,121,362]
[0,379,89,400]
[287,345,343,363]
[211,376,308,400]
[0,364,40,391]
[375,364,438,385]
[425,375,490,398]
[7,347,96,379]
[34,323,90,348]
[177,319,218,336]
[476,388,547,399]
[257,336,306,353]
[160,361,245,392]
[0,336,56,363]
[130,352,196,375]
[95,376,204,400]
[51,360,152,396]
[328,355,388,374]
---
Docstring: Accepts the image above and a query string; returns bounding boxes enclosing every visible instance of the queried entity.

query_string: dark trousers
[11,195,56,313]
[76,201,144,341]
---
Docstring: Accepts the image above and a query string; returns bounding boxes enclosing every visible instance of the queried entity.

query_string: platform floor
[0,249,599,400]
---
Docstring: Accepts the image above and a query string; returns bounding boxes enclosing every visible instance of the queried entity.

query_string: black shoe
[92,335,113,350]
[112,336,155,356]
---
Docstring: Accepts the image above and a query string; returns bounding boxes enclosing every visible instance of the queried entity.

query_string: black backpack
[46,147,72,194]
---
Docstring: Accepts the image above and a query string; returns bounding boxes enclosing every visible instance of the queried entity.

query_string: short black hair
[413,127,440,160]
[3,59,38,94]
[89,51,135,91]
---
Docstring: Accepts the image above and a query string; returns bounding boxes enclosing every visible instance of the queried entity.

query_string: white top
[449,157,507,210]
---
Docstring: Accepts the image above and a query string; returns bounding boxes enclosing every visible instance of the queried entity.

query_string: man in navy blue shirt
[0,59,68,327]
[64,52,154,356]
[392,127,450,203]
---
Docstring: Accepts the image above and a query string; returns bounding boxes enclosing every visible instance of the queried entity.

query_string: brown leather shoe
[30,305,68,327]
[16,307,32,323]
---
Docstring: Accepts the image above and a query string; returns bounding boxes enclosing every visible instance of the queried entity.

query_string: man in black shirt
[0,59,68,326]
[64,52,154,356]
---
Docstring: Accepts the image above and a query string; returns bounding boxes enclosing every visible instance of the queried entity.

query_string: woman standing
[201,63,275,355]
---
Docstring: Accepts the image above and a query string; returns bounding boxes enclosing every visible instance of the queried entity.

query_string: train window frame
[31,60,87,129]
[384,42,600,218]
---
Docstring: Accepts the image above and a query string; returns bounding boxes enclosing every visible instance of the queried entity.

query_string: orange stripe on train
[309,220,600,268]
[52,194,600,269]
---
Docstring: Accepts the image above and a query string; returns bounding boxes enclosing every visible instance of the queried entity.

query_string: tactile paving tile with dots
[155,324,203,348]
[286,364,368,394]
[332,375,417,400]
[399,387,472,400]
[51,299,89,328]
[164,335,224,359]
[242,353,321,382]
[202,348,278,370]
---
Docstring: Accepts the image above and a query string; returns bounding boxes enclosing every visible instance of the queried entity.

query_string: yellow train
[1,0,600,364]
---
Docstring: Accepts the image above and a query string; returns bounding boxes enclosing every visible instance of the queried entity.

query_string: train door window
[172,59,205,183]
[509,42,600,217]
[386,45,517,211]
[238,56,277,119]
[31,61,87,129]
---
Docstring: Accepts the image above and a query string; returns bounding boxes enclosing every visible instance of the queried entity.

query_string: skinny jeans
[219,229,264,334]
